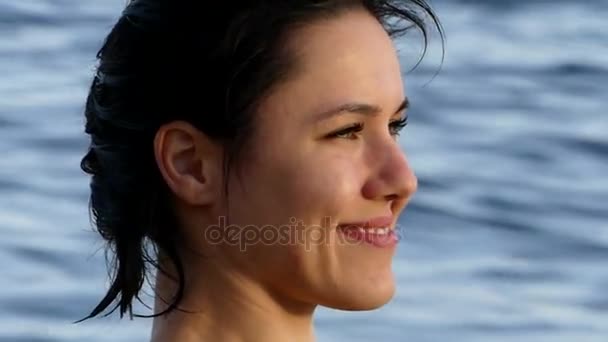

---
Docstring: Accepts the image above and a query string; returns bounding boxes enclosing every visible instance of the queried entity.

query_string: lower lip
[337,227,398,248]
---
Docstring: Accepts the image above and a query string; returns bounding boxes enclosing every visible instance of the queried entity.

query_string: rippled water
[1,0,606,341]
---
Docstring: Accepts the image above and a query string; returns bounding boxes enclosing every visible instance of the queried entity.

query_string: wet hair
[76,0,443,322]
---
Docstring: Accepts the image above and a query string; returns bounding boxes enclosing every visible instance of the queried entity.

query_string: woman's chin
[321,280,396,311]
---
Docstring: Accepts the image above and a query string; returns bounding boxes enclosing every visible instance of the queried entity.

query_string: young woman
[78,0,442,340]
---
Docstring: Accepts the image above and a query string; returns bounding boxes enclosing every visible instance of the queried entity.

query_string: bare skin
[150,8,417,342]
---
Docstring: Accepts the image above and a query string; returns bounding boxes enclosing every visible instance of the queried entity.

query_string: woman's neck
[150,253,317,342]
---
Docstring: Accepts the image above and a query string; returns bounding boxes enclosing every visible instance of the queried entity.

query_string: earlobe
[153,121,220,206]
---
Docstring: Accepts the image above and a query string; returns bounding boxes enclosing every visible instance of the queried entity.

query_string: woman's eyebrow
[312,97,409,123]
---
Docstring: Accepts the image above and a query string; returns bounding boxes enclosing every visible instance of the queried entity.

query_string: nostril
[385,193,399,202]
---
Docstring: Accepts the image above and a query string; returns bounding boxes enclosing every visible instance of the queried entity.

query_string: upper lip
[337,215,394,230]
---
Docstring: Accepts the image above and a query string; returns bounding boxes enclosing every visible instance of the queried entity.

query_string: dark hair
[76,0,443,322]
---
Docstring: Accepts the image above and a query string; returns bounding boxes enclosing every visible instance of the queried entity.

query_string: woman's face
[218,9,417,310]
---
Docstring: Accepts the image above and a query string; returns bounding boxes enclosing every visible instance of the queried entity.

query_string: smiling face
[212,8,418,310]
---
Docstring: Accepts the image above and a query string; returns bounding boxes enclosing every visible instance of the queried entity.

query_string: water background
[1,0,606,341]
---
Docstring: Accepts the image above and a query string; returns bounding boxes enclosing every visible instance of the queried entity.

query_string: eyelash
[327,117,409,140]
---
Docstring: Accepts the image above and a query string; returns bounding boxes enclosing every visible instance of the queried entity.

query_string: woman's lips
[337,215,394,229]
[338,227,398,248]
[336,215,398,248]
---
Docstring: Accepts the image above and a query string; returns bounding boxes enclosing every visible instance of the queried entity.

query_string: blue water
[1,0,606,341]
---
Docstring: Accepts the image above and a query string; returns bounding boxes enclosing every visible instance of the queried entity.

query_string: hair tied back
[122,0,160,27]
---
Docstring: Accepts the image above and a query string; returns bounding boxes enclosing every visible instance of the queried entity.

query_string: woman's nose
[361,140,418,205]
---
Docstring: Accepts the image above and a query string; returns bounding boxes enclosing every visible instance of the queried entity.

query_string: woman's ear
[153,121,223,206]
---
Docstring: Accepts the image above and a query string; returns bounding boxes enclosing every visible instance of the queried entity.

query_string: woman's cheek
[294,161,362,220]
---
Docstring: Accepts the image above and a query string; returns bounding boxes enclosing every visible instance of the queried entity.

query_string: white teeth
[344,226,390,235]
[364,227,389,235]
[374,227,388,235]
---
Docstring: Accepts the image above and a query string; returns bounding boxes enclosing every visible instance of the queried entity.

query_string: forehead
[256,9,405,124]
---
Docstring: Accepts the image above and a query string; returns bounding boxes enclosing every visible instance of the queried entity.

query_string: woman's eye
[326,117,408,140]
[327,123,364,140]
[389,116,408,137]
